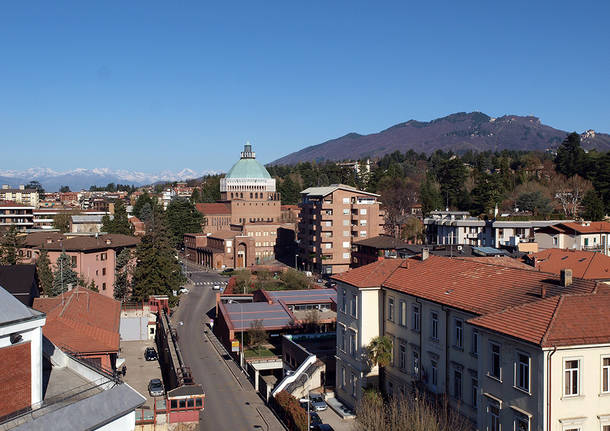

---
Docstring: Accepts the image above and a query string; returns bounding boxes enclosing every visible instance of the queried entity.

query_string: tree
[0,226,24,265]
[279,269,310,290]
[113,248,132,301]
[378,177,419,238]
[200,176,221,203]
[102,200,133,235]
[52,252,78,296]
[555,132,586,178]
[59,185,71,193]
[435,158,467,209]
[552,174,592,218]
[36,248,54,296]
[278,176,300,205]
[302,309,321,333]
[190,188,201,203]
[25,180,45,199]
[166,197,204,248]
[516,191,553,216]
[419,174,443,215]
[247,319,268,352]
[131,205,185,302]
[53,213,72,233]
[470,172,504,215]
[133,192,154,220]
[366,335,393,391]
[582,190,605,221]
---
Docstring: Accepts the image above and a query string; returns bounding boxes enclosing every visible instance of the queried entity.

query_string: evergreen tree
[52,252,78,296]
[190,188,201,203]
[102,200,133,235]
[133,192,154,220]
[278,176,300,205]
[166,197,204,248]
[0,226,24,265]
[419,174,443,215]
[555,132,586,178]
[200,176,221,202]
[113,248,132,301]
[471,172,505,215]
[36,248,53,296]
[582,190,605,221]
[132,206,185,302]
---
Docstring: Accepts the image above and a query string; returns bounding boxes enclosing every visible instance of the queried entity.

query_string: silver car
[148,378,164,397]
[309,393,327,411]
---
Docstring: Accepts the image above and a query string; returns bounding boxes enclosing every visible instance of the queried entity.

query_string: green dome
[225,158,272,179]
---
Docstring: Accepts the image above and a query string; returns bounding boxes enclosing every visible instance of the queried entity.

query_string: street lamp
[295,254,299,270]
[240,302,244,371]
[302,371,311,430]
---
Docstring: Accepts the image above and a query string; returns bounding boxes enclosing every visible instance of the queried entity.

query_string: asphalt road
[174,266,284,431]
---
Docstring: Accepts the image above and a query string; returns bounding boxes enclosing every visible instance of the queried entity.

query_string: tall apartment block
[298,184,384,275]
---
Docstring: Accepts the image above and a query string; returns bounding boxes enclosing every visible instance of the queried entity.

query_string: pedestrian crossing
[192,281,228,286]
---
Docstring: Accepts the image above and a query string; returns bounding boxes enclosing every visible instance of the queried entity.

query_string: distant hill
[271,112,610,165]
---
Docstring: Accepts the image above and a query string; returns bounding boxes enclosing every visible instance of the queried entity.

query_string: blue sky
[1,1,609,172]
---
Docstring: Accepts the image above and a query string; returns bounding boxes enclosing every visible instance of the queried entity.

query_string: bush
[274,390,308,431]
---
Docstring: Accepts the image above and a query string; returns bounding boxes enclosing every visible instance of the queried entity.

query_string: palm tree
[367,335,393,392]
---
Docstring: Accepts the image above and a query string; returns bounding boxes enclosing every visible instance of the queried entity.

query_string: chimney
[560,268,573,287]
[422,247,430,261]
[540,284,547,299]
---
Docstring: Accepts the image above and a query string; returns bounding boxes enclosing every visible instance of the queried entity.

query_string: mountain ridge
[271,112,610,165]
[0,168,216,192]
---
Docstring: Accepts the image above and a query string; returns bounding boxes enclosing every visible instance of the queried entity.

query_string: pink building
[21,232,139,299]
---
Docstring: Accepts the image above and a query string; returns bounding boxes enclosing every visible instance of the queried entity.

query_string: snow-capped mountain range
[0,167,216,191]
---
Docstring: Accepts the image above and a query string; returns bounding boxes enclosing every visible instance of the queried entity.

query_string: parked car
[148,378,164,397]
[144,347,158,361]
[212,284,221,290]
[309,411,322,428]
[312,425,334,431]
[309,393,328,411]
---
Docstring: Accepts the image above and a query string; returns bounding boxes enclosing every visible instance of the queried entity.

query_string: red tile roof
[470,290,610,347]
[33,287,121,353]
[455,256,534,270]
[195,202,231,215]
[332,259,404,288]
[526,249,610,280]
[560,221,610,234]
[24,232,139,251]
[381,256,597,316]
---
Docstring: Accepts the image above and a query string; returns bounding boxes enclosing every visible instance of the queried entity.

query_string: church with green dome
[220,144,278,202]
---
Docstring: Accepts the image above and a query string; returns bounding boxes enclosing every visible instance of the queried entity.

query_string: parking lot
[120,340,164,409]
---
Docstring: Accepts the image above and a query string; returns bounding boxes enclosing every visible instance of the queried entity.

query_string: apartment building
[21,232,139,298]
[332,255,609,430]
[0,201,34,231]
[424,211,570,250]
[298,184,384,275]
[0,184,39,207]
[535,221,610,256]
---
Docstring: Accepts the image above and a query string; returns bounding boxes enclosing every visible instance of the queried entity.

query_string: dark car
[308,411,322,428]
[144,347,158,361]
[312,425,335,431]
[148,378,164,397]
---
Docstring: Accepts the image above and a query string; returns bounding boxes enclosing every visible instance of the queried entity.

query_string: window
[490,342,501,379]
[101,252,107,261]
[349,331,356,356]
[488,402,500,431]
[102,282,106,290]
[341,290,347,313]
[431,361,438,386]
[343,198,350,204]
[195,398,203,407]
[455,319,463,348]
[352,374,357,396]
[351,294,358,317]
[564,359,580,396]
[514,413,529,431]
[516,353,530,392]
[343,230,349,236]
[454,370,462,400]
[343,208,349,215]
[431,312,439,340]
[343,219,349,226]
[343,252,350,259]
[339,326,346,352]
[360,209,367,215]
[71,256,77,266]
[602,356,610,393]
[343,241,350,248]
[388,297,395,322]
[342,367,346,388]
[102,268,106,276]
[399,344,406,370]
[399,301,407,326]
[412,305,420,331]
[471,378,478,408]
[472,330,479,356]
[413,351,419,375]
